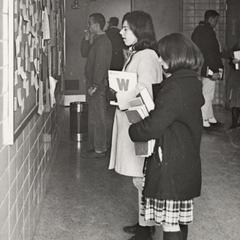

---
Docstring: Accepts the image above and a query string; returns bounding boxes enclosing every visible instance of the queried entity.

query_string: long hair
[122,11,157,52]
[158,33,203,74]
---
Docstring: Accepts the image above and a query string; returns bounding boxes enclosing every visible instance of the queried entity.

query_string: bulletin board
[12,0,65,138]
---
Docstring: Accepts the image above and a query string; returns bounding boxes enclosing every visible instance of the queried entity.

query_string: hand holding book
[108,70,137,110]
[125,88,155,157]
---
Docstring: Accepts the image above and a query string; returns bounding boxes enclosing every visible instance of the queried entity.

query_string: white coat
[108,49,163,177]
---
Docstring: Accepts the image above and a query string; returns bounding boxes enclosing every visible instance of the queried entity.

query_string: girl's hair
[157,33,203,73]
[122,11,157,52]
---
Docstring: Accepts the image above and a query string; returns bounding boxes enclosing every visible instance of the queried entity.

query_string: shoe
[128,226,154,240]
[123,223,139,234]
[123,223,155,235]
[203,120,211,128]
[209,121,223,127]
[128,235,153,240]
[163,231,182,240]
[208,117,217,124]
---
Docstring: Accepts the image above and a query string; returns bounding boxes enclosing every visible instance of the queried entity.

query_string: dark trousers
[87,90,107,152]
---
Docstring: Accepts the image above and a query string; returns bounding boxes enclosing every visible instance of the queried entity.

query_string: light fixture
[71,0,80,9]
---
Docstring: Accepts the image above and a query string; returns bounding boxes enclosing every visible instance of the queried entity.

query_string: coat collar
[168,69,199,79]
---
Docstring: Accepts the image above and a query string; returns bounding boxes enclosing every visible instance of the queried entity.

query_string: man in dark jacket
[106,17,125,71]
[81,13,112,157]
[191,10,223,129]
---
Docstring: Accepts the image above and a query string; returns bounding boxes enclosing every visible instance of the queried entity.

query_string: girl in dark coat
[129,33,204,240]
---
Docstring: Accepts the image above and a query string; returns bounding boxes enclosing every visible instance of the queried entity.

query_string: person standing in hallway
[225,40,240,129]
[81,13,112,158]
[105,17,125,150]
[191,9,223,129]
[106,17,125,71]
[108,11,162,240]
[129,33,204,240]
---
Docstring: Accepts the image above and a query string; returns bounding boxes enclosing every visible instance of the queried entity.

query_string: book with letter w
[125,88,155,157]
[108,70,138,109]
[108,70,137,92]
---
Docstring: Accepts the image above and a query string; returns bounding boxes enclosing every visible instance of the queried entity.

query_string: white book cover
[129,97,144,108]
[139,88,155,112]
[108,70,137,92]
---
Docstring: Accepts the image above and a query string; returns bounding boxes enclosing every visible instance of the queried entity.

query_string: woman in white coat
[108,11,163,240]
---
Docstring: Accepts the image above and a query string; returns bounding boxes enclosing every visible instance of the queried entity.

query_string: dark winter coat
[106,27,125,71]
[129,69,204,200]
[81,34,112,92]
[191,21,223,77]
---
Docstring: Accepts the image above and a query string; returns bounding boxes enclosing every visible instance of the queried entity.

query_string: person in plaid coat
[129,33,204,240]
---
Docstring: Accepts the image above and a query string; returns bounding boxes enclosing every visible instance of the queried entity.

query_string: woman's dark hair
[122,11,157,52]
[158,33,203,74]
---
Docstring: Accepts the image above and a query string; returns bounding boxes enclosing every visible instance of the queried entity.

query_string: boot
[163,231,183,240]
[123,223,155,235]
[128,226,153,240]
[180,224,188,240]
[230,107,240,129]
[123,223,139,234]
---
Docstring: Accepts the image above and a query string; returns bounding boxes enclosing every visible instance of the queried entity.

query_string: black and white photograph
[0,0,239,240]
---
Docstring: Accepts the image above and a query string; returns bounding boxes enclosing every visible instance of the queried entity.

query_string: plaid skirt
[141,169,194,226]
[141,198,194,225]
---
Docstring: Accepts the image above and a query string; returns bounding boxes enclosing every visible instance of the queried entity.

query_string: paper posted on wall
[233,50,240,59]
[233,50,240,70]
[108,70,137,109]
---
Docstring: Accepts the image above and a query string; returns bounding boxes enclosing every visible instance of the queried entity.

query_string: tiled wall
[0,1,60,240]
[182,0,227,105]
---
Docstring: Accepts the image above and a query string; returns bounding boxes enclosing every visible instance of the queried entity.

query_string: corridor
[33,107,240,240]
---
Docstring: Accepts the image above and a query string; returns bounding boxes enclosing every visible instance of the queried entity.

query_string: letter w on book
[125,88,155,157]
[108,70,137,108]
[108,70,137,92]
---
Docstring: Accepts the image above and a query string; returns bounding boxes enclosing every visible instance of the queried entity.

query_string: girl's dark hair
[122,11,157,52]
[157,33,203,74]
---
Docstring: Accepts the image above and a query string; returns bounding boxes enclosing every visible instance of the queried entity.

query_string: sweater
[81,34,112,92]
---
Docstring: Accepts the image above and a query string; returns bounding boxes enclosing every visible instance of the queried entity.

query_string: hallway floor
[33,106,240,240]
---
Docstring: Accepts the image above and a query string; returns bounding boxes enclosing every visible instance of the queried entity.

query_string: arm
[81,38,90,58]
[92,38,112,89]
[116,52,162,109]
[136,54,163,96]
[129,80,181,142]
